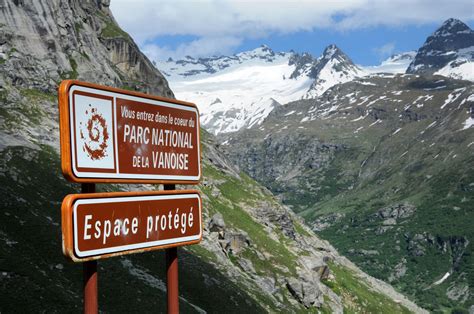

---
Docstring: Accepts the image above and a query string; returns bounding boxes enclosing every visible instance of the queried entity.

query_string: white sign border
[72,193,202,258]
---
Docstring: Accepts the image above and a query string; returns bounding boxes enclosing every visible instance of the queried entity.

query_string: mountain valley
[0,0,432,313]
[216,19,474,312]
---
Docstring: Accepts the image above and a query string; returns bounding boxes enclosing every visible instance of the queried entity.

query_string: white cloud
[110,0,474,60]
[373,42,396,60]
[142,36,242,61]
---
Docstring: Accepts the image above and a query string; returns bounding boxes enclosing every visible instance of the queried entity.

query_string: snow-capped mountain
[303,45,365,98]
[158,45,366,134]
[407,18,474,80]
[157,46,312,134]
[365,51,416,74]
[157,18,474,135]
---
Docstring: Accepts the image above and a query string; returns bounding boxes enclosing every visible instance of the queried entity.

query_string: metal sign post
[81,183,97,314]
[164,184,179,314]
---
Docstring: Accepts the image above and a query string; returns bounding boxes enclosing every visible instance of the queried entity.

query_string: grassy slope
[0,84,415,312]
[0,145,268,313]
[226,75,473,312]
[298,79,474,311]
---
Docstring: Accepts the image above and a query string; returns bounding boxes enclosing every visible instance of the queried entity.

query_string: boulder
[377,203,416,220]
[219,231,251,255]
[286,276,323,308]
[208,213,226,233]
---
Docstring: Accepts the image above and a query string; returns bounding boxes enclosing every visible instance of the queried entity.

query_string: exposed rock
[312,213,345,231]
[237,258,256,274]
[286,275,323,308]
[254,276,276,295]
[383,218,397,226]
[377,203,416,220]
[220,232,251,255]
[0,0,173,97]
[407,18,474,75]
[348,249,379,256]
[375,226,393,235]
[406,233,429,257]
[447,283,469,303]
[300,256,330,280]
[208,213,226,233]
[388,258,407,282]
[276,211,296,240]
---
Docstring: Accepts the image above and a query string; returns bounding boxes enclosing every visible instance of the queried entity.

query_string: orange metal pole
[164,184,179,314]
[82,183,98,314]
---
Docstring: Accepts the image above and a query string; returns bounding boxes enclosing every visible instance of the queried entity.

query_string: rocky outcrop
[286,276,323,308]
[407,18,474,76]
[378,203,416,220]
[0,0,173,97]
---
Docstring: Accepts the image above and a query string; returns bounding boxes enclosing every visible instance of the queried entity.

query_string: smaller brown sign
[61,190,202,262]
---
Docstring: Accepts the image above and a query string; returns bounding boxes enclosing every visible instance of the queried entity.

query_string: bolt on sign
[62,190,202,262]
[58,80,201,184]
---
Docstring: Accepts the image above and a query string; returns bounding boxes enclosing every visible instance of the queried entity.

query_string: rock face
[407,18,474,78]
[286,276,323,308]
[377,203,416,220]
[0,0,173,97]
[304,44,365,98]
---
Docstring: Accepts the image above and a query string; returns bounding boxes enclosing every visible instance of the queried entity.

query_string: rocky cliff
[0,0,173,96]
[407,18,474,79]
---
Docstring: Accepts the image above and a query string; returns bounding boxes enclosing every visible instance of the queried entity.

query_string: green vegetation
[101,19,129,38]
[60,56,78,79]
[0,89,54,129]
[201,163,298,276]
[74,21,83,34]
[228,76,474,311]
[322,262,412,314]
[0,145,268,313]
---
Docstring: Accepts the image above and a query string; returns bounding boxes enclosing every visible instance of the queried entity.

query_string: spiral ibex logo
[79,104,109,160]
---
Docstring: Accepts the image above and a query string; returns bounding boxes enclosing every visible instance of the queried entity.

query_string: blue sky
[110,0,474,66]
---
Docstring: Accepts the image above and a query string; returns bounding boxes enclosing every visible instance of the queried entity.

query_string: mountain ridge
[407,18,474,80]
[159,18,473,136]
[160,44,377,134]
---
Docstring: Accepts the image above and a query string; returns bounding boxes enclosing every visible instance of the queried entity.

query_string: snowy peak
[288,52,318,79]
[321,44,342,60]
[160,44,368,134]
[316,44,358,72]
[433,18,472,37]
[304,44,364,98]
[365,51,416,74]
[386,51,417,63]
[407,18,474,78]
[237,44,277,60]
[161,45,312,134]
[157,45,286,79]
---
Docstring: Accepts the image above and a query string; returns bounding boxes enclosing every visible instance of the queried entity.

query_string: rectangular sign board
[58,80,201,184]
[61,190,202,262]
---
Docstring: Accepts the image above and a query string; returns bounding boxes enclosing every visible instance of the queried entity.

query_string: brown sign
[58,80,201,184]
[61,190,202,262]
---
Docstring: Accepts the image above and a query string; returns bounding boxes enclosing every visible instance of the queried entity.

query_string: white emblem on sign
[80,105,109,160]
[74,94,115,170]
